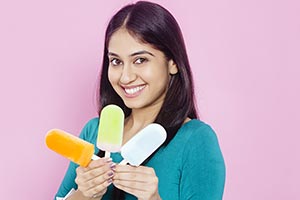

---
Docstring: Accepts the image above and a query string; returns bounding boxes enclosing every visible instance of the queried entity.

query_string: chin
[123,101,144,109]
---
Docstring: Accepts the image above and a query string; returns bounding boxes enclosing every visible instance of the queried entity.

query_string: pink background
[1,0,299,199]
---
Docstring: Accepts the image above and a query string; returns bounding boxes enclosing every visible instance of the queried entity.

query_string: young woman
[55,1,225,200]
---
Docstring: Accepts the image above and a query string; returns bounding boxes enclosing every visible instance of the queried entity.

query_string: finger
[113,174,158,188]
[113,169,159,199]
[82,170,115,191]
[84,162,114,179]
[76,157,111,174]
[76,162,115,183]
[113,172,147,183]
[115,165,156,175]
[85,157,112,170]
[84,178,113,197]
[113,178,147,190]
[113,181,150,198]
[114,166,157,183]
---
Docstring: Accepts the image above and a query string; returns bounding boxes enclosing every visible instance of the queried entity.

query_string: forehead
[108,28,157,55]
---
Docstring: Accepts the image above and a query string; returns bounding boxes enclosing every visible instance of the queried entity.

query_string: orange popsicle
[45,129,99,167]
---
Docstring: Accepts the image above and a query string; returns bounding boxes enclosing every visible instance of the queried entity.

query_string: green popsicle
[97,104,124,156]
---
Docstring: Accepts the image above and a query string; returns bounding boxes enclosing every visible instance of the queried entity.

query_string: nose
[119,64,136,84]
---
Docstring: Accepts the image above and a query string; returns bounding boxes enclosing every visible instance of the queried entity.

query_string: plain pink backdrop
[0,0,299,199]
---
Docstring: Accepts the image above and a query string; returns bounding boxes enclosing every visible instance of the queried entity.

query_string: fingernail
[105,158,112,163]
[107,178,113,184]
[110,163,116,170]
[107,171,114,177]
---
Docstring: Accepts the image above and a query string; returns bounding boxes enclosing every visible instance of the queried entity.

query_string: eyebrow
[107,50,155,57]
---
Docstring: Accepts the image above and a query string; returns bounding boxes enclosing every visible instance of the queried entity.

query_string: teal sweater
[55,118,225,199]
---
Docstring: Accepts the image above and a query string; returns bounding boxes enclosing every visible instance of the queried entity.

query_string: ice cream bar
[120,123,166,166]
[97,104,124,156]
[45,129,99,167]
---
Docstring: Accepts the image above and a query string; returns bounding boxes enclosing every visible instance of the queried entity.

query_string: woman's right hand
[75,157,115,198]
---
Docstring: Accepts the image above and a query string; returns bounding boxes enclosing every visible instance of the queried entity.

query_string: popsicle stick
[104,151,111,158]
[119,159,128,165]
[92,154,100,160]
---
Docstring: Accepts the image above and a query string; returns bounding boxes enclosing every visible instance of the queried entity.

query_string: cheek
[108,68,118,85]
[143,64,165,79]
[147,66,169,83]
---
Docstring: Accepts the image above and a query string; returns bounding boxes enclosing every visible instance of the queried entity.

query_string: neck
[123,102,162,144]
[128,104,160,128]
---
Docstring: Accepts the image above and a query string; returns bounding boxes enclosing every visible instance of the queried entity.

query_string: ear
[168,59,178,75]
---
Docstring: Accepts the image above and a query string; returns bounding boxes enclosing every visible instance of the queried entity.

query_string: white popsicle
[120,123,167,166]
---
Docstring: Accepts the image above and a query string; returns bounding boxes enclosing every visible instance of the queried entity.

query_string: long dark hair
[97,1,199,198]
[99,1,198,141]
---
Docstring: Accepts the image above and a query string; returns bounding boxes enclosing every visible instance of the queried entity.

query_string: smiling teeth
[125,86,145,94]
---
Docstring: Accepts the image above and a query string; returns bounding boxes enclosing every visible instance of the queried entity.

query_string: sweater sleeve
[180,125,226,200]
[54,118,99,199]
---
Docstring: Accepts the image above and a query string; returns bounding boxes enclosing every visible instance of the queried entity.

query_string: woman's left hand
[113,165,161,200]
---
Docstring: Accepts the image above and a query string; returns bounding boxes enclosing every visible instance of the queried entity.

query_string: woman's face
[107,28,177,111]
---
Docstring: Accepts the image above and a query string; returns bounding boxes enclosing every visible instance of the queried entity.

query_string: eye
[134,57,148,65]
[110,58,122,66]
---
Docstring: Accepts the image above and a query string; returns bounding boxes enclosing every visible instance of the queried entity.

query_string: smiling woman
[107,28,178,110]
[54,1,225,200]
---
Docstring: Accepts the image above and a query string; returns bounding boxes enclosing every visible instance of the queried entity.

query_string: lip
[121,84,146,98]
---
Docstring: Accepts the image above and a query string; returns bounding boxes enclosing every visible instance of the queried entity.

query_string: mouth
[122,85,146,97]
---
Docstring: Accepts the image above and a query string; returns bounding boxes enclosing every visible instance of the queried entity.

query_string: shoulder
[79,117,99,143]
[84,117,99,127]
[179,119,219,145]
[177,119,224,161]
